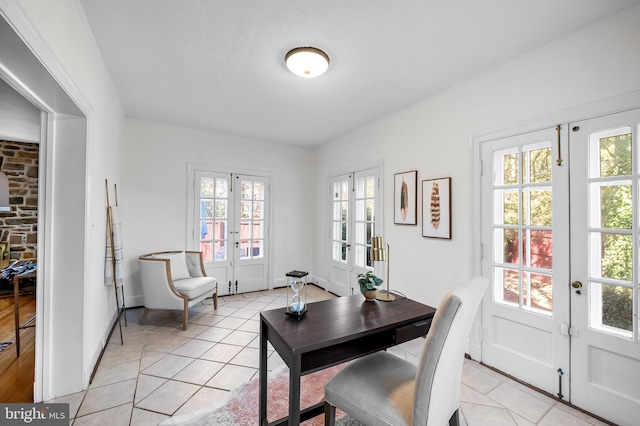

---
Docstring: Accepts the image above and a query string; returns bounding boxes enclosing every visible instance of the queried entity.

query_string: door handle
[571,281,582,295]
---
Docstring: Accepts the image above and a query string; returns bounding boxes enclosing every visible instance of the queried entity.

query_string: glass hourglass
[286,270,308,318]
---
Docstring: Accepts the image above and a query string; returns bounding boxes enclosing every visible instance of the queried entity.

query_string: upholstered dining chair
[324,277,489,426]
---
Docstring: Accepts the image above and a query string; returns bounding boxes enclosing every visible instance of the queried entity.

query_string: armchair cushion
[173,276,217,300]
[155,251,191,281]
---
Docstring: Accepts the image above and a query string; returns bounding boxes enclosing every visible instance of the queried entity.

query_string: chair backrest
[413,277,489,426]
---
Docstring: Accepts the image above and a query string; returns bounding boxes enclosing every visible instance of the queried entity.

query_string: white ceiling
[79,0,640,147]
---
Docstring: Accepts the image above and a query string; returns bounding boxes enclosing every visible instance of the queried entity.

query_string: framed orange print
[422,177,451,239]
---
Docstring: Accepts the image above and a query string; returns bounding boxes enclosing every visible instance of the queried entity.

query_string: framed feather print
[394,170,417,225]
[422,177,451,239]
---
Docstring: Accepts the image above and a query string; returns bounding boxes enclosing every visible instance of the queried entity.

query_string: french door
[480,127,571,396]
[193,171,270,296]
[328,167,381,296]
[480,108,640,424]
[569,109,640,425]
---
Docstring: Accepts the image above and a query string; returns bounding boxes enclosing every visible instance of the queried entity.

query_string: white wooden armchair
[138,251,218,330]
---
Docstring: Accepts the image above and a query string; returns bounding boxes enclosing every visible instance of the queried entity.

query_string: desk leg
[259,320,268,425]
[289,354,301,426]
[13,276,20,357]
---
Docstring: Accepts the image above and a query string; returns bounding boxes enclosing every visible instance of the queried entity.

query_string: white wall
[7,0,640,399]
[0,78,40,143]
[122,119,315,305]
[15,0,126,396]
[314,6,640,310]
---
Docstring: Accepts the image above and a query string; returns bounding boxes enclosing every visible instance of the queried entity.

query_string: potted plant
[356,271,383,301]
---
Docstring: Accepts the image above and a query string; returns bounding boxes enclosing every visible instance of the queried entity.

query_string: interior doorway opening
[1,7,90,402]
[0,137,40,401]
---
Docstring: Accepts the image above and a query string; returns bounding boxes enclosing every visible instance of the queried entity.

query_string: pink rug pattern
[163,363,355,426]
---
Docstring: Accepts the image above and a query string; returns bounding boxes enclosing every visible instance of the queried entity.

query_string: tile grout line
[70,288,609,425]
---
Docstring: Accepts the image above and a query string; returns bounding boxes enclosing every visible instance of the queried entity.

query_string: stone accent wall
[0,140,38,262]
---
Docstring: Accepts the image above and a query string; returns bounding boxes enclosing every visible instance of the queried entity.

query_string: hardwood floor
[0,293,36,402]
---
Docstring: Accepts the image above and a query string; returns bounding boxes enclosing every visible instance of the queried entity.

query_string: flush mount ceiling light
[285,47,330,78]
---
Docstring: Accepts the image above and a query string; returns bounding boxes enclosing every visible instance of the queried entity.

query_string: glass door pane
[353,174,376,268]
[199,175,229,262]
[332,179,349,263]
[238,178,265,259]
[492,142,554,315]
[587,126,634,336]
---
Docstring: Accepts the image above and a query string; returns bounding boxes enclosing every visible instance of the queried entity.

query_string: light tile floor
[48,286,610,426]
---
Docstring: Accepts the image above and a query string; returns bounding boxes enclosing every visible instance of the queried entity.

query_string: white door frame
[0,1,93,401]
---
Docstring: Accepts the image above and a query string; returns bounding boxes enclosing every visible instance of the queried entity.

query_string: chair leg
[449,408,460,426]
[213,292,218,309]
[183,299,189,331]
[139,308,149,325]
[324,401,336,426]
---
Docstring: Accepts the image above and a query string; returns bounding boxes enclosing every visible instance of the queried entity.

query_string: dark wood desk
[259,294,436,426]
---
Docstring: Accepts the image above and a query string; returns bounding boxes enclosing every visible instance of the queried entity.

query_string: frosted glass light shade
[285,47,330,78]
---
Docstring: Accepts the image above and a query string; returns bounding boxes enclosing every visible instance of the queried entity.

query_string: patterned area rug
[161,363,364,426]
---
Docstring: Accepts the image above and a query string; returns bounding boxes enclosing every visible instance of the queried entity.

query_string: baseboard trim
[88,310,123,385]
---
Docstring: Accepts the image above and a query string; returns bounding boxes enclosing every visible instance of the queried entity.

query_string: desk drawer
[395,319,432,343]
